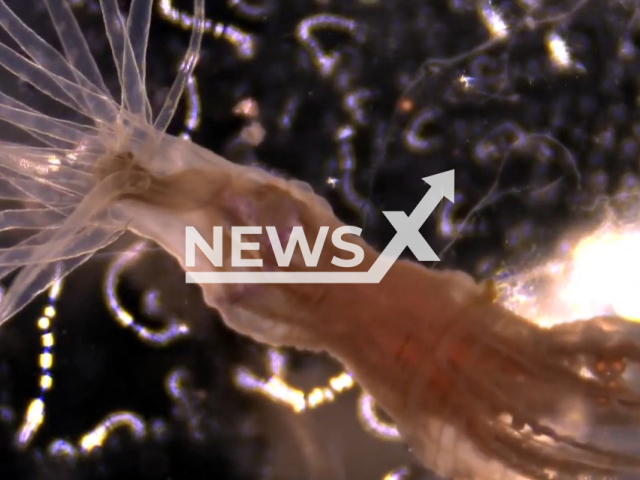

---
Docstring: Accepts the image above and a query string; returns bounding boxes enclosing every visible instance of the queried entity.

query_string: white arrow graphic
[186,170,454,284]
[364,169,454,283]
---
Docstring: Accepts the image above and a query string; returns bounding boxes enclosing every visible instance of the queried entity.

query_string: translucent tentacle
[0,148,94,207]
[0,251,110,327]
[99,0,148,120]
[126,0,153,122]
[0,96,94,146]
[0,223,112,285]
[0,41,83,114]
[0,0,117,122]
[153,0,205,132]
[0,177,39,202]
[0,207,67,231]
[0,223,122,266]
[43,0,113,104]
[0,168,149,324]
[0,166,81,207]
[0,38,117,133]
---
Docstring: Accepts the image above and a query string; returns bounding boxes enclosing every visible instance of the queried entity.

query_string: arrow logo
[186,170,454,284]
[380,170,454,262]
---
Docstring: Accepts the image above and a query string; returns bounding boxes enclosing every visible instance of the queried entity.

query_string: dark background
[1,0,640,478]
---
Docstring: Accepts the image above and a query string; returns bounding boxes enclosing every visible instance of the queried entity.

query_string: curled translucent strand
[153,0,205,133]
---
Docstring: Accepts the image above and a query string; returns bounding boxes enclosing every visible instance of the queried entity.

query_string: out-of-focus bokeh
[1,0,640,479]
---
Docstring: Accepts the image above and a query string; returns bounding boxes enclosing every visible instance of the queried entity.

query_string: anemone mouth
[92,150,152,192]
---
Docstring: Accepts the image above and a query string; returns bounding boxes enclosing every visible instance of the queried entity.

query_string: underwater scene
[0,0,640,479]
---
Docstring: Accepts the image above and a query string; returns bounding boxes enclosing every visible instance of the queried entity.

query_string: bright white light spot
[562,230,640,321]
[499,224,640,326]
[480,5,508,39]
[547,33,571,69]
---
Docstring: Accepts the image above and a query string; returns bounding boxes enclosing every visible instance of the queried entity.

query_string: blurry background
[1,0,640,478]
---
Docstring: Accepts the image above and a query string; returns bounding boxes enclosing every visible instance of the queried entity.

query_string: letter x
[382,210,439,261]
